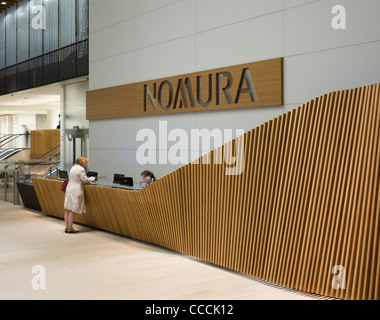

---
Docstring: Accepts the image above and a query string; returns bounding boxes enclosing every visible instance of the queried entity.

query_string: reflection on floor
[0,202,329,300]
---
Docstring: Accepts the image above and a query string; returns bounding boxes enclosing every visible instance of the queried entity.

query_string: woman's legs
[68,211,77,231]
[64,210,77,232]
[64,210,70,230]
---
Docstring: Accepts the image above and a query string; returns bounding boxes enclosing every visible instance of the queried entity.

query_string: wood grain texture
[86,58,283,120]
[33,82,380,300]
[30,129,60,159]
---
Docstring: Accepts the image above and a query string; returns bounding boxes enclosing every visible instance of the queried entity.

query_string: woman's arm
[78,167,95,184]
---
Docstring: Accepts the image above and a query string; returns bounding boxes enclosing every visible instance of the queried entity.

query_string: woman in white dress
[64,156,95,233]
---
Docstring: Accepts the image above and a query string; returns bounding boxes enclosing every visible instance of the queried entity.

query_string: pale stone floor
[0,202,329,300]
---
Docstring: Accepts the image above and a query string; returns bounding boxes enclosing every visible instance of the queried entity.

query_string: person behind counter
[64,156,96,234]
[141,170,156,187]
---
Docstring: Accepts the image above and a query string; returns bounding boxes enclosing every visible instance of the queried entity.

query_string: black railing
[0,40,88,95]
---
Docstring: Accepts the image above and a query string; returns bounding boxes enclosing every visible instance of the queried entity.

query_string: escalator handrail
[0,149,23,161]
[33,145,60,161]
[22,152,60,173]
[0,134,17,143]
[0,149,16,158]
[0,134,24,147]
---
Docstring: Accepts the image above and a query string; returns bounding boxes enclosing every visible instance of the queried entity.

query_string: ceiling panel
[0,0,23,14]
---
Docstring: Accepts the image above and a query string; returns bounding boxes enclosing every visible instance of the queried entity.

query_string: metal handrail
[0,147,62,204]
[13,145,60,172]
[0,39,89,73]
[33,160,60,177]
[23,152,60,175]
[0,134,26,148]
[0,162,20,205]
[33,145,60,161]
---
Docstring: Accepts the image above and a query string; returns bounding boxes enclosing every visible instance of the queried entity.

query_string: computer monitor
[87,171,98,181]
[120,177,134,187]
[113,174,125,184]
[59,171,68,179]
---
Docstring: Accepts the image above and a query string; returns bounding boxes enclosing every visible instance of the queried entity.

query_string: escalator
[0,137,59,204]
[22,145,61,182]
[0,134,26,149]
[0,149,23,161]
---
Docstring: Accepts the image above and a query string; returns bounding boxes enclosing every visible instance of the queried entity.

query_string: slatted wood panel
[30,129,60,159]
[33,82,380,300]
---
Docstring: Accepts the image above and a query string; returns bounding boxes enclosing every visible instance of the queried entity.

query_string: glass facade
[44,0,59,54]
[0,0,89,95]
[30,0,43,59]
[17,1,30,64]
[5,6,16,67]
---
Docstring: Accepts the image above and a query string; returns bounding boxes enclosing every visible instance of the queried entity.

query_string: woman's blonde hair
[76,156,89,168]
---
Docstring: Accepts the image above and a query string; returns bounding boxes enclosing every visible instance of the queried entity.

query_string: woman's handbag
[60,178,69,192]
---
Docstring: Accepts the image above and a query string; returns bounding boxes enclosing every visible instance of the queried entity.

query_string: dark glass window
[29,56,44,88]
[43,51,59,85]
[16,61,30,91]
[59,45,77,81]
[0,0,89,96]
[77,41,89,77]
[5,66,17,93]
[0,69,5,95]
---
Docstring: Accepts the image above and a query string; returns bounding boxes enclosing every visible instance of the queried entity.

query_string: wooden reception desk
[33,82,380,300]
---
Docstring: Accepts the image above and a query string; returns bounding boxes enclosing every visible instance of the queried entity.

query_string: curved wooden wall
[33,82,380,300]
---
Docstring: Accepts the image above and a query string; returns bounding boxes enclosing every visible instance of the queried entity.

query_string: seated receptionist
[141,170,156,187]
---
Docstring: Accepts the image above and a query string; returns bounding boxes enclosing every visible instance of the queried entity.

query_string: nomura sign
[144,68,258,112]
[86,58,283,120]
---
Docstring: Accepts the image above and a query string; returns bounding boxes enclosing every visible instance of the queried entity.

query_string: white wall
[88,0,380,183]
[61,80,89,169]
[47,109,60,129]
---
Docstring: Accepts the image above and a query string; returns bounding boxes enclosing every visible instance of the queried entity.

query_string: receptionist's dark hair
[141,170,156,181]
